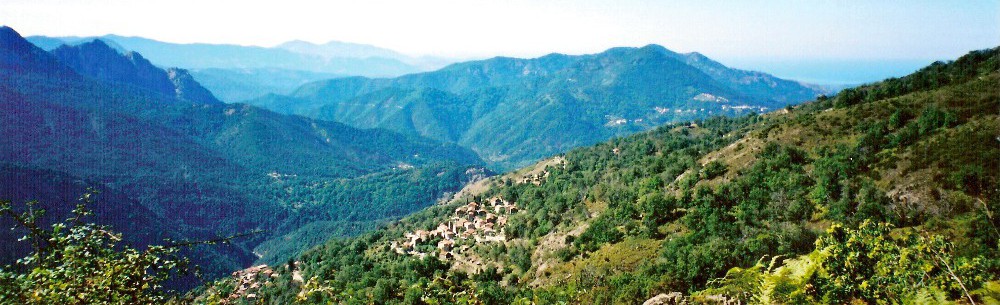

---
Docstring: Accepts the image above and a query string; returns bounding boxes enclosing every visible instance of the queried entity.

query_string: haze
[3,0,998,84]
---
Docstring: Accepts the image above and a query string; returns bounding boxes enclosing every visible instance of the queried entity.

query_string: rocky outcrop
[167,67,222,104]
[643,292,687,305]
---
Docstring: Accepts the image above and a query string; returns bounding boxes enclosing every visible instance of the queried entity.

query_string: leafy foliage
[814,221,987,303]
[701,221,993,304]
[0,193,191,304]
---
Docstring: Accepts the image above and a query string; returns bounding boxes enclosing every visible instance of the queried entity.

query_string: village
[390,197,519,260]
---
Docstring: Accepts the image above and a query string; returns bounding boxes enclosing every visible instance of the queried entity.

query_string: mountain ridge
[187,68,343,102]
[50,39,223,105]
[276,39,410,61]
[26,34,443,76]
[253,44,827,170]
[24,33,456,102]
[0,26,74,75]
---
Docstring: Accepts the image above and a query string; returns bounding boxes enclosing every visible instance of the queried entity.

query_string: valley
[0,3,997,303]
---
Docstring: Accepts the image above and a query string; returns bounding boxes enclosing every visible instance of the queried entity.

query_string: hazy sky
[2,0,998,83]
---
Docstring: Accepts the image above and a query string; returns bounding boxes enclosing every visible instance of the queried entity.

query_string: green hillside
[251,45,827,170]
[195,47,999,304]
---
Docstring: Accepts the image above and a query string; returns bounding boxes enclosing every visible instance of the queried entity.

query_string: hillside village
[388,157,568,262]
[391,197,519,260]
[218,264,277,304]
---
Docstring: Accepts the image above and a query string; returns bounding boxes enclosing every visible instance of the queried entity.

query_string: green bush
[0,194,191,304]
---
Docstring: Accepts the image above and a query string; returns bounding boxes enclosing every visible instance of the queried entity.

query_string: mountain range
[253,44,828,170]
[3,25,835,288]
[1,26,484,283]
[26,34,448,76]
[4,22,832,287]
[26,34,455,102]
[25,31,829,172]
[2,20,998,304]
[181,67,343,103]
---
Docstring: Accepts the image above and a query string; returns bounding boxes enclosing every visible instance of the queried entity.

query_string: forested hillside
[196,47,999,304]
[0,26,485,284]
[251,45,827,170]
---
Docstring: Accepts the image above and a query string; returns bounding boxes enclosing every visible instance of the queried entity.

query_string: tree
[0,192,191,304]
[700,160,727,180]
[0,191,257,304]
[814,221,985,303]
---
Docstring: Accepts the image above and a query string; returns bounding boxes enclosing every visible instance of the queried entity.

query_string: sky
[2,0,998,84]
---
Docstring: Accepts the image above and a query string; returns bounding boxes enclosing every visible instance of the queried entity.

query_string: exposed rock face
[167,67,222,104]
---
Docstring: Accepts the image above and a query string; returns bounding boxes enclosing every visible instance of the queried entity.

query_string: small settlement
[391,197,518,260]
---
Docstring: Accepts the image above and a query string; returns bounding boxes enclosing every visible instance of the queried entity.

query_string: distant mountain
[188,68,342,102]
[26,34,441,77]
[275,40,453,71]
[253,45,828,170]
[26,34,460,102]
[1,26,484,283]
[276,40,410,61]
[16,34,67,50]
[668,50,822,104]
